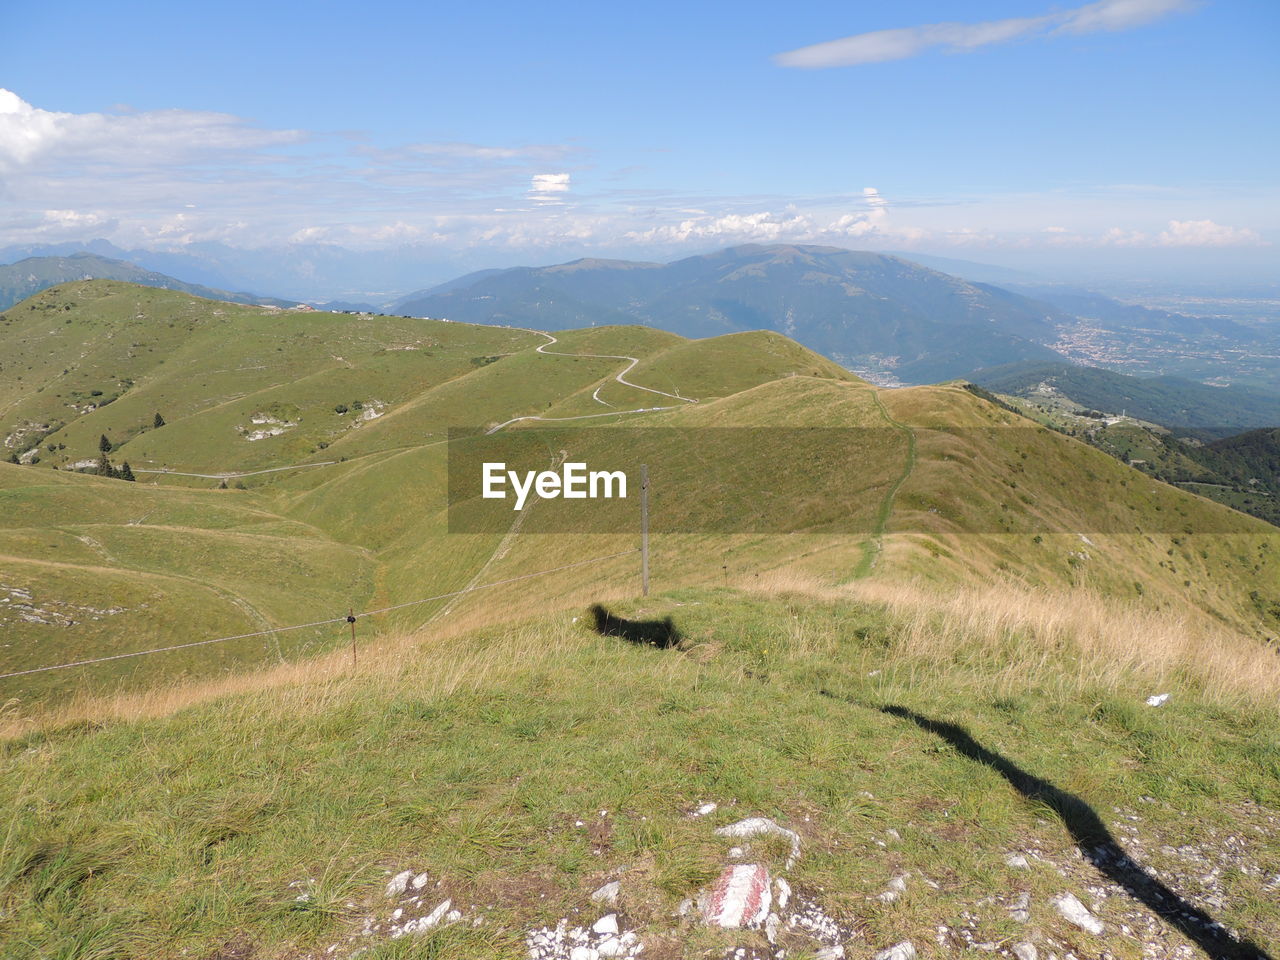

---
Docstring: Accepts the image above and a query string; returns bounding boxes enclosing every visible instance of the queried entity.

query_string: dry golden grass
[9,543,1279,740]
[0,603,574,740]
[745,568,1280,707]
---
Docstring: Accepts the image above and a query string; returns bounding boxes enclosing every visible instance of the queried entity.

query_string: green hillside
[971,361,1280,436]
[2,586,1277,960]
[3,280,1280,959]
[2,280,1279,707]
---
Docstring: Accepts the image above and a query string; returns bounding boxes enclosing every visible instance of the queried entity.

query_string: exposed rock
[590,881,620,904]
[876,873,909,903]
[592,914,619,935]
[1009,891,1031,923]
[1050,893,1104,934]
[1146,693,1170,707]
[385,870,414,898]
[774,877,791,910]
[1012,944,1037,960]
[872,941,916,960]
[714,817,802,868]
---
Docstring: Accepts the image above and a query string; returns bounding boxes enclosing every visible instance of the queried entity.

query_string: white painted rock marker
[702,863,772,928]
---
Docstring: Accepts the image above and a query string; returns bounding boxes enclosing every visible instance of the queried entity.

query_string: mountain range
[394,244,1071,383]
[0,253,297,312]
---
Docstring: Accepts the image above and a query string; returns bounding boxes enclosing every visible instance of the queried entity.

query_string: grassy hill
[4,281,1280,700]
[2,280,1279,959]
[393,245,1069,383]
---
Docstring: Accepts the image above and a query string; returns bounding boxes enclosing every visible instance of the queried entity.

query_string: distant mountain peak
[392,243,1069,382]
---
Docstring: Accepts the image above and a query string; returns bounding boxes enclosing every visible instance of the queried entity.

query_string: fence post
[348,608,357,668]
[640,464,649,597]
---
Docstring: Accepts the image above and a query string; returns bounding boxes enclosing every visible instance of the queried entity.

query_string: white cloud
[1100,226,1150,245]
[529,172,572,205]
[1056,0,1197,34]
[774,0,1194,68]
[531,172,571,194]
[863,186,888,208]
[1156,218,1264,247]
[0,87,304,175]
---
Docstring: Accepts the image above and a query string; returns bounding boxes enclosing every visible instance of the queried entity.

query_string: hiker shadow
[589,604,681,649]
[876,704,1274,960]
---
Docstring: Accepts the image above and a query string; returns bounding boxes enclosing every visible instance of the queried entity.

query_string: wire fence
[0,549,639,681]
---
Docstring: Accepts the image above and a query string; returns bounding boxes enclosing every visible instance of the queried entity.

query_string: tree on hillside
[153,412,165,428]
[96,454,114,477]
[99,433,111,453]
[119,462,136,482]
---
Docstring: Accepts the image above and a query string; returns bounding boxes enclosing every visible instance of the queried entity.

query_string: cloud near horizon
[0,88,1266,259]
[775,0,1195,68]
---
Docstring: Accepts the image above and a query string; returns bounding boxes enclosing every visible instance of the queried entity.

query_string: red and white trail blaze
[703,864,772,928]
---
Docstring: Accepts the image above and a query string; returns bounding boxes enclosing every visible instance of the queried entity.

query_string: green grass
[1,587,1276,959]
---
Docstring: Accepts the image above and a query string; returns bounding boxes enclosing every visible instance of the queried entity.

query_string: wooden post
[640,464,650,597]
[348,609,357,668]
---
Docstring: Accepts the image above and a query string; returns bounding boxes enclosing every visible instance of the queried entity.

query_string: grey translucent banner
[446,427,1264,534]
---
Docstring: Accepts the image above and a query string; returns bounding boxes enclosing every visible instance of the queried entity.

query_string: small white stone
[411,871,430,890]
[1146,693,1170,707]
[1010,891,1031,922]
[591,881,621,904]
[765,912,780,943]
[1005,853,1030,868]
[385,870,414,898]
[815,948,845,960]
[775,877,792,910]
[1013,943,1038,960]
[872,942,916,960]
[593,914,619,935]
[877,873,908,902]
[597,937,624,957]
[569,947,598,960]
[1051,893,1104,935]
[696,802,718,816]
[418,899,452,930]
[728,846,745,858]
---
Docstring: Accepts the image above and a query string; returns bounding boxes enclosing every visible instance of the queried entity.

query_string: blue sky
[1,0,1277,282]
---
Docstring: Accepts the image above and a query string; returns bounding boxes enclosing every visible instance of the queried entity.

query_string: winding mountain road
[485,332,697,434]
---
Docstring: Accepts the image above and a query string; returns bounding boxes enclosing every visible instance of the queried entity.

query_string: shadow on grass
[875,703,1273,960]
[589,604,681,649]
